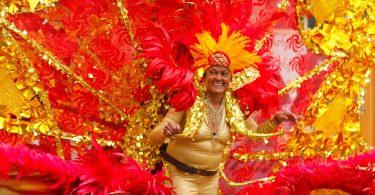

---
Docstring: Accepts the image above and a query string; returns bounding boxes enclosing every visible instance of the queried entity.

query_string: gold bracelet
[271,115,281,125]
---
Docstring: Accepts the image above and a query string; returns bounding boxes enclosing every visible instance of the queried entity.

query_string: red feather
[0,142,77,190]
[235,54,281,117]
[73,138,173,194]
[143,25,197,111]
[239,150,375,195]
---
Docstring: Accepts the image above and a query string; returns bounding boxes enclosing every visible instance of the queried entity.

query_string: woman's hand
[162,121,182,138]
[272,112,297,125]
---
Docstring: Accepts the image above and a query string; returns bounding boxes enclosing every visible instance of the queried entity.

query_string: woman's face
[205,66,231,95]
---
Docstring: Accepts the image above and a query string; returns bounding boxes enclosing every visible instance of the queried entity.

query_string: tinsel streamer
[247,129,286,138]
[219,162,276,186]
[57,131,122,147]
[218,133,280,186]
[37,91,65,158]
[116,0,136,49]
[278,58,334,95]
[232,151,294,162]
[218,122,285,186]
[296,0,375,60]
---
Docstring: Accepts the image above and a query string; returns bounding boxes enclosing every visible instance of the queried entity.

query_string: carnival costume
[1,0,374,194]
[147,18,283,193]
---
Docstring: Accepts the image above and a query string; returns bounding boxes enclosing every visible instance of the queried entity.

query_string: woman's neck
[207,93,224,109]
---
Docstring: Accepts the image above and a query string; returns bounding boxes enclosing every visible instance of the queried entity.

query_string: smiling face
[204,66,231,96]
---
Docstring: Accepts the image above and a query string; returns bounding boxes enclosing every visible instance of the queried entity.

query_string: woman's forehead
[207,66,230,72]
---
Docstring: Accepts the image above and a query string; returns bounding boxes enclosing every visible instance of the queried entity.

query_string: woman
[148,63,295,194]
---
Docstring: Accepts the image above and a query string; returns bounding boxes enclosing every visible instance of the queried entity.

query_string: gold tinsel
[0,10,128,121]
[180,85,206,138]
[0,1,155,161]
[0,0,373,187]
[0,3,134,156]
[233,0,374,176]
[0,9,65,156]
[123,85,169,166]
[116,0,136,48]
[286,0,373,156]
[3,0,57,14]
[219,161,276,186]
[231,67,260,91]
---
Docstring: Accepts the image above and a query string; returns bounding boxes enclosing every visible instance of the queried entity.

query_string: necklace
[205,99,226,158]
[205,99,225,138]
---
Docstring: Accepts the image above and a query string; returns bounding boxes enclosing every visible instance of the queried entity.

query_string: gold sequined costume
[149,105,277,194]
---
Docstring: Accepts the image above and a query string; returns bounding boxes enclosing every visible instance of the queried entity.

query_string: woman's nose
[215,74,223,80]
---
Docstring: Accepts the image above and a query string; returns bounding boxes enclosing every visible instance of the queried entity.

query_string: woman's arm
[245,112,296,134]
[147,108,185,145]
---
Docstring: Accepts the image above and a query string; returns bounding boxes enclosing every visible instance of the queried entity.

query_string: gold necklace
[205,99,225,137]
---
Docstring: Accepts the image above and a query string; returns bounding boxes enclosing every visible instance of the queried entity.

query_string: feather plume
[143,25,197,111]
[0,142,77,190]
[239,150,375,195]
[73,138,172,194]
[235,54,281,117]
[191,23,261,72]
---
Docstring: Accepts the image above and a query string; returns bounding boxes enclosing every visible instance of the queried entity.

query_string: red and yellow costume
[147,23,282,194]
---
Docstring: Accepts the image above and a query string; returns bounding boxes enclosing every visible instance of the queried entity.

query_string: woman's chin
[207,89,226,95]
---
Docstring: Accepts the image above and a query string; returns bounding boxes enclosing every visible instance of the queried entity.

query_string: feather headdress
[136,0,284,136]
[191,23,261,72]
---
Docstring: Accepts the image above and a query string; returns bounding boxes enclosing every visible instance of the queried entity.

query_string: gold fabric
[167,108,230,171]
[148,105,278,194]
[167,164,219,195]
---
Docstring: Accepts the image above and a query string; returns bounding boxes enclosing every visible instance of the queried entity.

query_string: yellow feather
[191,23,261,72]
[218,24,229,49]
